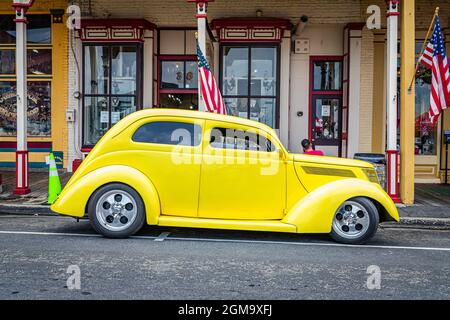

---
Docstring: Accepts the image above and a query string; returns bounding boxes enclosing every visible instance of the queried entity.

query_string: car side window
[210,127,275,152]
[132,121,202,146]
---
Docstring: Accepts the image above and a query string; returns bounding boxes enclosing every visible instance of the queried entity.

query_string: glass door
[311,95,342,153]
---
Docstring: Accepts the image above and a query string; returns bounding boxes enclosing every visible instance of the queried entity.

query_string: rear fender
[282,178,399,233]
[50,165,160,225]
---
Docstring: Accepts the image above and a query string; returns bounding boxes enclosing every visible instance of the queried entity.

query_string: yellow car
[51,109,399,244]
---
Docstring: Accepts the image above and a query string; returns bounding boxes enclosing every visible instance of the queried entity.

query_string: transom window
[221,45,279,128]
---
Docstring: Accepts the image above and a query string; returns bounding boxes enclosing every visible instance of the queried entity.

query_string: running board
[157,216,297,233]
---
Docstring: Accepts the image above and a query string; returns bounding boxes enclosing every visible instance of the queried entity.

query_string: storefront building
[2,0,450,204]
[0,0,68,168]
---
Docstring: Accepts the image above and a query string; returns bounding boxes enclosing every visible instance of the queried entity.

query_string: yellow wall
[0,0,69,168]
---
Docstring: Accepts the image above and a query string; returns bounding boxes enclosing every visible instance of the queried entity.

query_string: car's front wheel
[330,197,379,244]
[88,183,146,238]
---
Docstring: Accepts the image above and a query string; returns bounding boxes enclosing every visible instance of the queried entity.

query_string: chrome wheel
[332,200,370,240]
[95,189,138,232]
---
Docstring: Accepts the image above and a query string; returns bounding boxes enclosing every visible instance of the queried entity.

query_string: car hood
[291,153,374,168]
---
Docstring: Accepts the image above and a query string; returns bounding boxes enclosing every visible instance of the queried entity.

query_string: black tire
[330,197,379,244]
[88,183,146,238]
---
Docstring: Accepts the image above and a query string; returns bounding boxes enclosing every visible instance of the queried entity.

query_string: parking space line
[0,229,450,252]
[154,232,171,242]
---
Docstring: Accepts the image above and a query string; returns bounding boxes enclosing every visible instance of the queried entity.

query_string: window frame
[308,56,344,151]
[0,14,52,137]
[82,42,144,148]
[219,43,281,129]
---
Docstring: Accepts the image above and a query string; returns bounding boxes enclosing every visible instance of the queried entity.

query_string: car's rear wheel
[88,183,145,238]
[330,197,379,244]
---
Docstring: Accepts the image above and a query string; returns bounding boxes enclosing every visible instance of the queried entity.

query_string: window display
[83,44,142,146]
[0,15,52,137]
[222,45,278,128]
[0,81,51,136]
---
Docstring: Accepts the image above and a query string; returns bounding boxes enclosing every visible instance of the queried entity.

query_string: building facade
[1,0,450,204]
[0,0,68,169]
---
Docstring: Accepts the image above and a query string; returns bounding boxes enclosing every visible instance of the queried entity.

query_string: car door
[129,116,204,217]
[198,120,286,220]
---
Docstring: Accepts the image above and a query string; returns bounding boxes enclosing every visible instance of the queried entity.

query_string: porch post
[385,0,400,202]
[400,0,415,204]
[12,0,34,195]
[188,0,214,111]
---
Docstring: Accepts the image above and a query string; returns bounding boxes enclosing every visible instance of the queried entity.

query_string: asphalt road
[1,214,450,300]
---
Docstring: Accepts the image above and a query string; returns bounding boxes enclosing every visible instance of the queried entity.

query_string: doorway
[309,56,343,156]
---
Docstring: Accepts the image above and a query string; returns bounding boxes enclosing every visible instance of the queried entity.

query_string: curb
[0,204,57,216]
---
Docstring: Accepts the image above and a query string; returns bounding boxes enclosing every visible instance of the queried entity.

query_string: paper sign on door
[322,105,330,117]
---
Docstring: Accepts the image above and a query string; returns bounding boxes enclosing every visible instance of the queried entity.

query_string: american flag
[419,15,450,124]
[197,42,227,114]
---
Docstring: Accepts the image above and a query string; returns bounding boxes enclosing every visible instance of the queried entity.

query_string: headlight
[362,168,380,184]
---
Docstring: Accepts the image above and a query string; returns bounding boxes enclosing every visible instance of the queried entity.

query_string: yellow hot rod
[51,109,398,244]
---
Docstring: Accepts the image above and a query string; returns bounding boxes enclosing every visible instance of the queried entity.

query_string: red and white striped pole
[385,0,401,202]
[12,0,34,195]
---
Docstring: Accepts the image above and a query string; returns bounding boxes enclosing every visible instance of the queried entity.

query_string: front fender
[50,165,160,225]
[282,179,399,233]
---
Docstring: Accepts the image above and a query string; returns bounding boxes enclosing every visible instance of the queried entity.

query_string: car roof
[129,108,276,133]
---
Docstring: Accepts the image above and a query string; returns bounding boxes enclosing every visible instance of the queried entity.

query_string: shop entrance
[311,95,342,156]
[309,57,343,156]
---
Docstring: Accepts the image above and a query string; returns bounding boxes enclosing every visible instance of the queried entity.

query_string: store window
[221,45,279,128]
[414,41,437,155]
[83,44,142,146]
[159,58,198,110]
[0,15,52,137]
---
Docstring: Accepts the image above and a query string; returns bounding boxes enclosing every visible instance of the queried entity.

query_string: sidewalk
[0,170,72,214]
[0,170,449,229]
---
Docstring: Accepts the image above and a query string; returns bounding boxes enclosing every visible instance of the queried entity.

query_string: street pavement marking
[1,230,450,252]
[154,232,171,242]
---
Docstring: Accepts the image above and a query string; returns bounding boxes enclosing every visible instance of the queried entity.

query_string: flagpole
[189,0,214,111]
[408,7,439,91]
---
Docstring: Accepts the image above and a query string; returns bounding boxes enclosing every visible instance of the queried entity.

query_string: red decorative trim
[13,150,30,195]
[196,14,208,18]
[160,89,198,94]
[0,141,52,149]
[386,149,399,201]
[80,148,92,153]
[13,18,28,23]
[12,0,35,10]
[385,0,400,4]
[77,19,156,42]
[187,0,214,3]
[386,12,400,17]
[211,18,292,43]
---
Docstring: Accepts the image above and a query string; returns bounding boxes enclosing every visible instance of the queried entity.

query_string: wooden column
[400,0,415,204]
